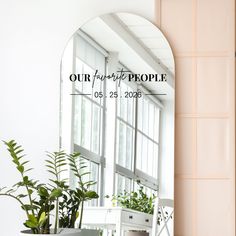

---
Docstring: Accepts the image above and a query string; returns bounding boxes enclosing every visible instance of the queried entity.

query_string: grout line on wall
[175,175,231,180]
[175,113,230,118]
[154,0,161,28]
[175,51,232,58]
[192,0,197,235]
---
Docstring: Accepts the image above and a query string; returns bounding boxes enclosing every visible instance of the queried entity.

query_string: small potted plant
[112,181,168,236]
[0,140,99,235]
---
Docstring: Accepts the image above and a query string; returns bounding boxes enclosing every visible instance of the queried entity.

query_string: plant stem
[0,193,30,218]
[79,201,84,229]
[54,198,59,234]
[25,184,35,215]
[20,172,35,216]
[46,201,51,234]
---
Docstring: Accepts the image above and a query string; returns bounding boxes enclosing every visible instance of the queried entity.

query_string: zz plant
[0,140,64,234]
[0,140,99,234]
[59,153,99,229]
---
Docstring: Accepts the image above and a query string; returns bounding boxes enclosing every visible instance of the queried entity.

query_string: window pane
[136,97,160,179]
[126,126,133,170]
[91,104,100,154]
[119,83,127,121]
[137,135,158,179]
[143,98,148,135]
[154,107,160,142]
[76,59,103,105]
[149,103,154,139]
[74,96,82,145]
[136,132,142,170]
[117,121,126,167]
[138,97,143,131]
[142,136,148,173]
[89,161,99,206]
[82,64,94,98]
[116,121,134,170]
[75,58,83,91]
[81,97,92,150]
[116,173,131,195]
[153,144,159,179]
[117,86,121,117]
[92,74,103,105]
[148,140,154,177]
[127,87,134,125]
[81,159,99,206]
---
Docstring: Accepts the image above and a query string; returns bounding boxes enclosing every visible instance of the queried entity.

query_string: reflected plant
[112,181,155,214]
[111,181,170,225]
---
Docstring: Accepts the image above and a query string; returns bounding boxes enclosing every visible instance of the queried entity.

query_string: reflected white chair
[152,198,174,236]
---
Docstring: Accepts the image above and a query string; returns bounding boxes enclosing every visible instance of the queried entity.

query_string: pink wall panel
[155,0,235,235]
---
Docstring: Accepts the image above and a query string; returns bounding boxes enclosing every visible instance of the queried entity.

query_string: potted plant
[112,181,169,236]
[59,153,99,236]
[0,140,99,235]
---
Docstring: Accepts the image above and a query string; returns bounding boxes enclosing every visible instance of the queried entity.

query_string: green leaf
[45,160,54,165]
[38,186,49,197]
[28,214,38,224]
[28,189,33,195]
[17,194,28,198]
[46,164,55,170]
[84,191,99,199]
[25,168,33,173]
[21,161,29,166]
[80,172,90,177]
[24,220,38,229]
[23,176,29,183]
[17,165,24,173]
[39,212,47,226]
[50,188,62,199]
[22,204,38,211]
[47,170,57,176]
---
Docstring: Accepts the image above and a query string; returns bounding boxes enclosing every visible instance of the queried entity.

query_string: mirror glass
[61,12,175,236]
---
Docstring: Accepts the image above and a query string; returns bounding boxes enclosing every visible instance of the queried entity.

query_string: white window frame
[114,74,162,191]
[71,33,108,206]
[68,33,163,206]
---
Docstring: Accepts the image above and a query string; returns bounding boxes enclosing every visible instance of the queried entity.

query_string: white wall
[0,0,155,235]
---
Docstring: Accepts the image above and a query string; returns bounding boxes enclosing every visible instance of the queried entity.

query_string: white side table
[82,207,154,236]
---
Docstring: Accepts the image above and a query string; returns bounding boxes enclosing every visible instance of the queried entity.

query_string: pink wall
[155,0,235,235]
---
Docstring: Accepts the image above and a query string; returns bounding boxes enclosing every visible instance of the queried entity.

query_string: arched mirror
[60,12,175,236]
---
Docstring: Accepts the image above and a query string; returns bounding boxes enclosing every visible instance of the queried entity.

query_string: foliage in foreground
[0,140,98,234]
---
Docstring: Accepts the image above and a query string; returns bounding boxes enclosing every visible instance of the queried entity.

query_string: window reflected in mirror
[61,12,175,236]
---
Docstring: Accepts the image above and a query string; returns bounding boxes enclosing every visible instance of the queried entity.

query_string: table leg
[103,229,108,236]
[116,222,122,236]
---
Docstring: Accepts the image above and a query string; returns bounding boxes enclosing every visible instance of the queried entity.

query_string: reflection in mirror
[61,13,175,236]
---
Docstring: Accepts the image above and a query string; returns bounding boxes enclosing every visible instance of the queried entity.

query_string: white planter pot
[79,229,99,236]
[125,232,149,236]
[20,229,99,236]
[20,228,81,236]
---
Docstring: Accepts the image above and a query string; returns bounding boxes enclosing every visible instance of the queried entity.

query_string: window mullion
[99,62,107,206]
[70,37,77,189]
[133,95,138,179]
[90,102,93,151]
